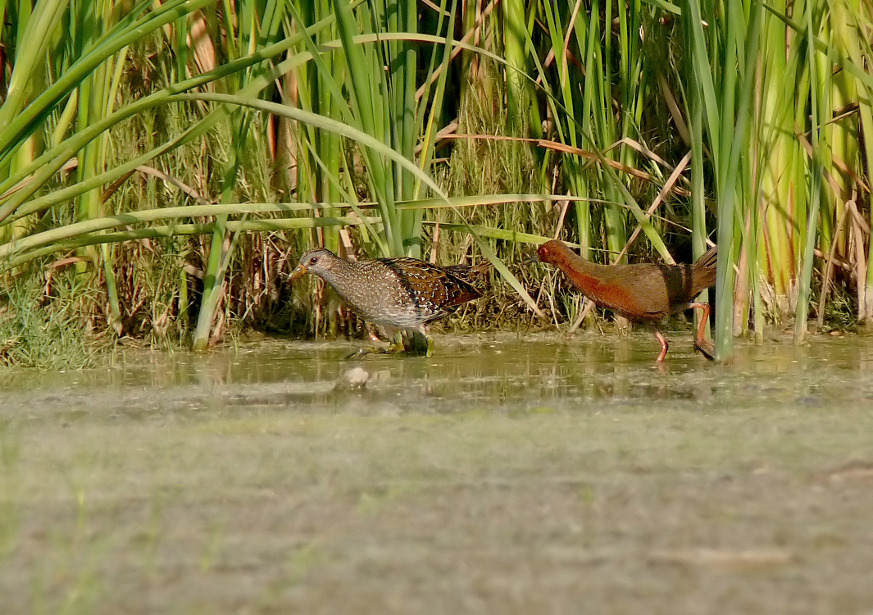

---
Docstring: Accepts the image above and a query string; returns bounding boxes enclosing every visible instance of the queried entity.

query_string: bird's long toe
[694,338,716,361]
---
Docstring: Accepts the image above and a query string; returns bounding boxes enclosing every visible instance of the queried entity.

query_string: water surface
[2,331,872,613]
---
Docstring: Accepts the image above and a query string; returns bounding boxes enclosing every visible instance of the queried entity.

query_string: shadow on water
[5,330,873,419]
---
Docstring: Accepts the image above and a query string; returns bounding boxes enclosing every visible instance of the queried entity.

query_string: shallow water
[2,331,873,613]
[8,330,873,414]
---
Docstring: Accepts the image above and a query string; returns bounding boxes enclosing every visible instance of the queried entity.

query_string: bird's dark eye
[308,256,319,266]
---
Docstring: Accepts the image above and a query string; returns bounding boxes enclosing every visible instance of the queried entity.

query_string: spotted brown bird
[535,240,717,362]
[288,248,489,356]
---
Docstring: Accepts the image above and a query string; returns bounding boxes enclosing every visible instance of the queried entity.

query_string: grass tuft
[0,270,98,369]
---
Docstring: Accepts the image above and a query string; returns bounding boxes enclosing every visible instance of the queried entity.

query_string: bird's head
[288,248,338,282]
[535,240,571,265]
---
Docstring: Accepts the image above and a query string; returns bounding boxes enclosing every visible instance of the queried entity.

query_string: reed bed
[0,0,870,366]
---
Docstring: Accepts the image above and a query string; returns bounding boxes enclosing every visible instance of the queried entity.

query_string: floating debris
[335,366,370,391]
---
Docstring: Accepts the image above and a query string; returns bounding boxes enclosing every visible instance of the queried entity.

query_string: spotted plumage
[288,248,489,355]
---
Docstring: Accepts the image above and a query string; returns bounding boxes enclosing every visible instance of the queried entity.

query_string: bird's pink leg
[654,329,669,363]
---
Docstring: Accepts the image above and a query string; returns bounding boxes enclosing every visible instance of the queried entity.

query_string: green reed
[0,0,870,366]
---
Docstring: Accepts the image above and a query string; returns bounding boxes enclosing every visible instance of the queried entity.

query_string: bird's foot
[400,331,431,356]
[344,344,401,359]
[344,337,429,359]
[694,338,716,361]
[345,346,380,359]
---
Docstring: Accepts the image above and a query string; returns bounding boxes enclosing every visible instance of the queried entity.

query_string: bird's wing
[381,258,482,309]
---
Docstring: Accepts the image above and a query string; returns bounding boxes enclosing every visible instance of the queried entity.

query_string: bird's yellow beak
[287,264,307,283]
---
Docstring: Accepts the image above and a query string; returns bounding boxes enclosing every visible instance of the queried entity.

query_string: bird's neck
[551,250,614,293]
[554,249,610,274]
[319,257,357,289]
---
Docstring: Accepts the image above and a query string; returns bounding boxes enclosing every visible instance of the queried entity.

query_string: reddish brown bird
[535,240,718,362]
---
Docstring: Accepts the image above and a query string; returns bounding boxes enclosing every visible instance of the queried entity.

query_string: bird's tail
[445,261,492,288]
[692,245,718,292]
